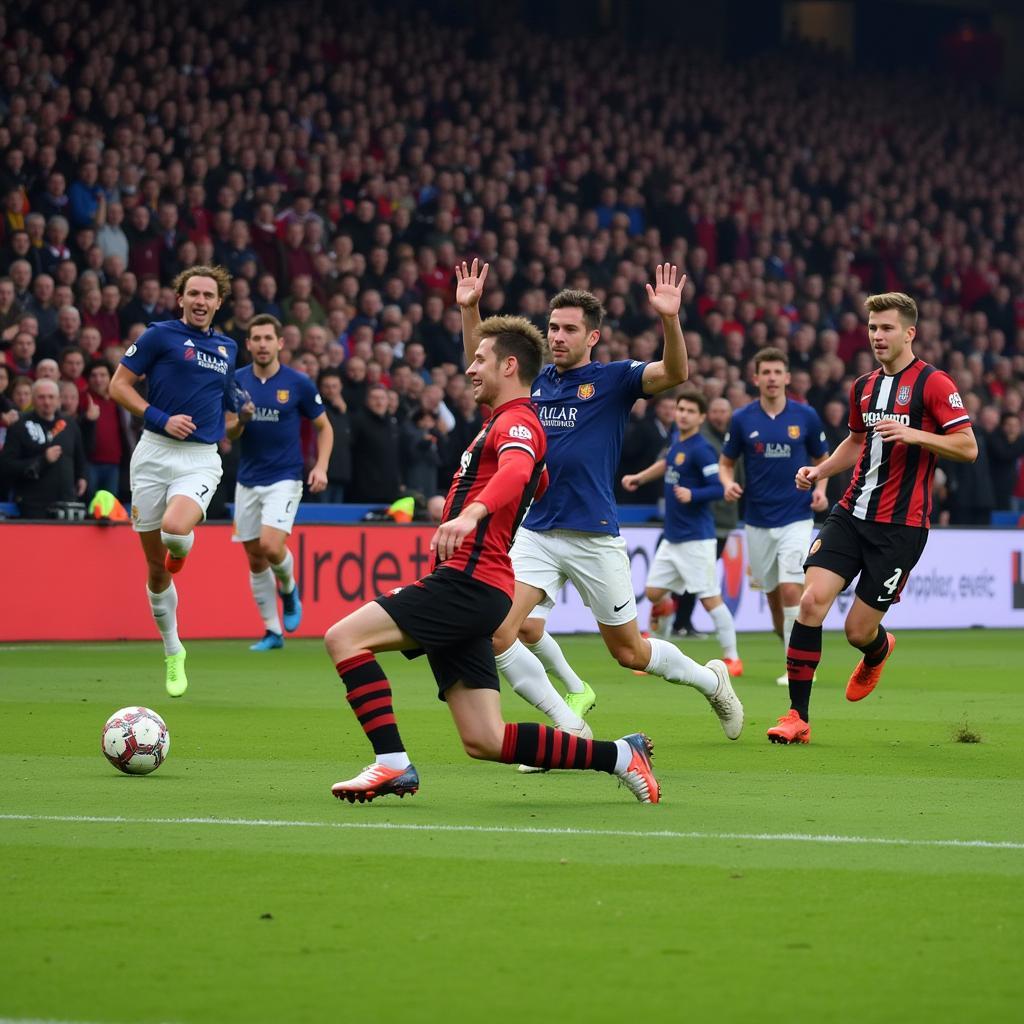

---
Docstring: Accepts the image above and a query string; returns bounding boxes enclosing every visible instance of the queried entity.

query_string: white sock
[527,632,587,694]
[250,568,282,634]
[613,739,632,775]
[495,640,583,731]
[271,548,296,594]
[645,636,717,695]
[709,604,738,660]
[160,530,194,559]
[783,605,799,654]
[377,751,411,770]
[147,582,183,656]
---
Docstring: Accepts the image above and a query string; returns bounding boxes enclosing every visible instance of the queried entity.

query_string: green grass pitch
[1,630,1022,1024]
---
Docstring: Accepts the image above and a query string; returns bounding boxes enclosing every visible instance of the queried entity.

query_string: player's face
[247,325,283,367]
[754,360,789,400]
[547,307,598,370]
[674,399,705,437]
[868,311,915,368]
[178,275,222,330]
[467,336,507,406]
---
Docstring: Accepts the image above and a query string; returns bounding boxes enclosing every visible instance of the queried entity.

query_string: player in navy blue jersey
[456,260,743,753]
[622,388,742,675]
[719,347,830,685]
[110,265,238,697]
[227,314,333,651]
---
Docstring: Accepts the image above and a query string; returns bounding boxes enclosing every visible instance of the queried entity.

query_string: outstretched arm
[796,433,864,489]
[874,421,978,463]
[455,259,488,367]
[621,457,667,492]
[641,263,688,394]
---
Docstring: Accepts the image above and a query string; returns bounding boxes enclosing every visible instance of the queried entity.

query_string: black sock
[336,652,405,757]
[858,626,889,667]
[673,592,697,631]
[787,621,822,722]
[500,723,618,773]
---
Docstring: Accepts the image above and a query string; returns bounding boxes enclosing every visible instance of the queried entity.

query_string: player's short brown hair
[865,291,918,327]
[754,346,788,371]
[549,289,605,334]
[475,315,547,385]
[248,313,282,337]
[173,264,231,301]
[676,386,708,414]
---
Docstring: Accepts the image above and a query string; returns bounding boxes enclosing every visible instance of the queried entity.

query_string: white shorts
[130,432,222,533]
[647,538,720,599]
[510,527,637,626]
[233,479,304,542]
[746,520,813,592]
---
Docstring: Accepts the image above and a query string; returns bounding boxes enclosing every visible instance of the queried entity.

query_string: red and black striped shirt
[438,397,548,597]
[839,358,971,528]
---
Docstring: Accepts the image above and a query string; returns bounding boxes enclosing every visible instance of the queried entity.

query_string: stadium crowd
[1,0,1023,525]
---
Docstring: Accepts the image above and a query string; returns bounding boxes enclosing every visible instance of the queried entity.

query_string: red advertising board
[1,523,436,641]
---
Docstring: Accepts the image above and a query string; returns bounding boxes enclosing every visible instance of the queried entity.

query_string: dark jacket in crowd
[349,409,401,503]
[987,425,1024,511]
[0,409,85,517]
[401,416,444,498]
[322,401,352,489]
[618,413,674,503]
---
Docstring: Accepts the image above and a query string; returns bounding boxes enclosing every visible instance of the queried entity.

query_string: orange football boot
[846,633,896,702]
[766,709,811,745]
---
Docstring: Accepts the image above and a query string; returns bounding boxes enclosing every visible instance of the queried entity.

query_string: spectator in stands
[24,273,57,338]
[80,360,125,500]
[317,369,352,503]
[5,331,36,377]
[619,395,678,504]
[988,412,1024,512]
[119,276,165,336]
[0,276,24,340]
[38,305,80,363]
[401,405,444,500]
[0,377,86,518]
[349,384,401,504]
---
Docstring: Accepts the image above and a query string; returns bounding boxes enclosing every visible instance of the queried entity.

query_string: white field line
[1,813,1021,851]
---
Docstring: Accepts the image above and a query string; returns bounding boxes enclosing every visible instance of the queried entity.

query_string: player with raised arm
[456,260,743,752]
[718,348,830,684]
[227,314,333,650]
[769,293,978,744]
[110,265,238,696]
[622,388,742,675]
[324,316,660,804]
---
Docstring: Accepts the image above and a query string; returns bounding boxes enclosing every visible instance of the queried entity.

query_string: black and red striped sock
[499,723,617,773]
[336,651,405,756]
[787,621,822,722]
[858,625,889,667]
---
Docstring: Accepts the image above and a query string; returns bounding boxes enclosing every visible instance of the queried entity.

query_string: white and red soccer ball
[101,707,170,775]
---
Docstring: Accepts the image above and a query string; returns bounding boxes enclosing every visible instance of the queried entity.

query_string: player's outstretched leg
[846,629,896,702]
[329,649,416,803]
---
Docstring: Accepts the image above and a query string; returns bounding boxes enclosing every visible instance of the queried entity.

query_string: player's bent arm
[109,364,149,420]
[718,454,737,487]
[225,411,244,441]
[641,315,688,395]
[910,425,978,463]
[810,432,863,480]
[309,414,335,490]
[623,457,667,490]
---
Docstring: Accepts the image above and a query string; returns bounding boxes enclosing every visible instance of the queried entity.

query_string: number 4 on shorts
[879,568,902,601]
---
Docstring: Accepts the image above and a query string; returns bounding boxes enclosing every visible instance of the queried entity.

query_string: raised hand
[645,262,687,319]
[455,259,489,308]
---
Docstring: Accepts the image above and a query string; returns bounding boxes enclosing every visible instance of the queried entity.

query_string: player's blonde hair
[865,292,918,327]
[475,315,548,384]
[173,264,232,301]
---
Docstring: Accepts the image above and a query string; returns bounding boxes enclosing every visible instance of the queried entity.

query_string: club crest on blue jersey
[276,390,290,403]
[184,347,196,361]
[897,385,912,405]
[674,452,685,464]
[577,383,595,400]
[788,425,800,439]
[218,345,228,357]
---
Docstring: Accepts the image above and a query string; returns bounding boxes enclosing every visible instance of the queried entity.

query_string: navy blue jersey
[120,319,237,444]
[235,364,325,486]
[524,358,649,535]
[722,399,828,527]
[663,431,723,543]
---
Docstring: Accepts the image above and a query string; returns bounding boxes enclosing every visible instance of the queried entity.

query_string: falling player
[110,265,238,696]
[324,315,660,804]
[769,292,978,744]
[718,347,830,684]
[228,314,333,650]
[456,260,742,751]
[621,388,742,675]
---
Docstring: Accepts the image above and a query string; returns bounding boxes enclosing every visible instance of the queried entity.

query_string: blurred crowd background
[1,0,1022,525]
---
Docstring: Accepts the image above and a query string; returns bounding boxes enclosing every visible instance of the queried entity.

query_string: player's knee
[845,621,875,648]
[492,622,518,654]
[517,618,544,645]
[798,587,827,623]
[323,620,353,659]
[611,640,644,671]
[460,729,501,761]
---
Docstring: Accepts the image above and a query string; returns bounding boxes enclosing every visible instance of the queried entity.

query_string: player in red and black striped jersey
[322,315,660,804]
[767,293,978,745]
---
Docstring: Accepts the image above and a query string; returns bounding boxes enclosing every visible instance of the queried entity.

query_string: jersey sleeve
[491,408,543,464]
[621,359,649,401]
[806,407,829,457]
[119,326,163,377]
[925,370,972,434]
[721,413,742,459]
[689,442,724,503]
[222,346,239,412]
[847,379,866,433]
[299,375,326,420]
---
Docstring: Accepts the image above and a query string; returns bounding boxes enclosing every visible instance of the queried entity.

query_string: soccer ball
[101,707,170,775]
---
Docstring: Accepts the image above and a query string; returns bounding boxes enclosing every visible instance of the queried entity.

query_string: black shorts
[804,505,929,612]
[375,567,513,700]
